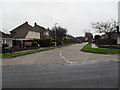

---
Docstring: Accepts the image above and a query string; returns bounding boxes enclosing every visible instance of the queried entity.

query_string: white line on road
[60,50,72,64]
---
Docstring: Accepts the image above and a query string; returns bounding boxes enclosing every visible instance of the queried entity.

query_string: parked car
[91,40,95,43]
[24,42,32,48]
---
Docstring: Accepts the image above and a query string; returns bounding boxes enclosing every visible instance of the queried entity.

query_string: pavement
[2,43,118,65]
[92,44,98,48]
[2,43,119,88]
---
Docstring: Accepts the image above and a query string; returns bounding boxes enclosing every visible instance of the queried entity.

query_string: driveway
[2,43,118,65]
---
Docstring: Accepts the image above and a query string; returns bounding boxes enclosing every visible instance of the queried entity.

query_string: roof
[0,31,12,38]
[10,22,48,38]
[33,23,47,32]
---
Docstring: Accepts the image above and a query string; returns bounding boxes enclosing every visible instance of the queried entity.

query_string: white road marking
[60,50,72,64]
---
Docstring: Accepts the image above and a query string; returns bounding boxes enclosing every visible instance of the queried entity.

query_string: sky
[0,0,119,37]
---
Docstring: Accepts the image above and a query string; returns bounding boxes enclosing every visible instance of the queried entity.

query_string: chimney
[34,22,37,27]
[25,21,28,24]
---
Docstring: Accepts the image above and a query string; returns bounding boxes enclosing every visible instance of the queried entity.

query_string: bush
[50,42,56,46]
[35,39,51,47]
[32,41,38,47]
[96,38,117,45]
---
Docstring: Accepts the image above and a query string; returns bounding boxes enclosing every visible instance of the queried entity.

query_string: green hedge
[35,39,51,47]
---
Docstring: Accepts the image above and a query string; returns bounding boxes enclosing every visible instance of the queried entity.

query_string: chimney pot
[25,21,28,24]
[34,22,37,27]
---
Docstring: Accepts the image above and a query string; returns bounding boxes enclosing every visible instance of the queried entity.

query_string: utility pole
[54,23,58,47]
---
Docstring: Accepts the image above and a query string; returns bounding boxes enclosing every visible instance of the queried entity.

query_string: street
[2,43,118,65]
[2,43,118,88]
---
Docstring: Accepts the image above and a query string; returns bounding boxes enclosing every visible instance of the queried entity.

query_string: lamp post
[54,23,58,47]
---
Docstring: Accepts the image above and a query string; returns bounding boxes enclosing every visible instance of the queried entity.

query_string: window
[44,32,49,35]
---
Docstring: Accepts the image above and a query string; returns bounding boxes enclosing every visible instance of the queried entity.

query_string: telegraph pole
[54,23,58,47]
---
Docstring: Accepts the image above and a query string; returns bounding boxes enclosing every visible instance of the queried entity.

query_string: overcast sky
[0,0,118,37]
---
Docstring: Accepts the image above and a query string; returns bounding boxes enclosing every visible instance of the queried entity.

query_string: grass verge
[0,47,55,58]
[1,43,76,58]
[80,44,120,54]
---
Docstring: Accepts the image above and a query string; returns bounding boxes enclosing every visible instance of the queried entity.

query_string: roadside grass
[1,43,76,58]
[99,45,120,48]
[1,47,55,58]
[80,44,120,54]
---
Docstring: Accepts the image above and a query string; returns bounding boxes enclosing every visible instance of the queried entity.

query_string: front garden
[80,44,120,54]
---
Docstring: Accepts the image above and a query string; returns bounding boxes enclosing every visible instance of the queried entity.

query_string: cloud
[1,2,118,36]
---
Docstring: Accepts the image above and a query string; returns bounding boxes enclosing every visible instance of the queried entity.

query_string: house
[112,32,120,45]
[10,22,50,48]
[33,22,50,39]
[85,32,93,42]
[76,36,85,42]
[10,21,50,40]
[0,31,14,52]
[100,32,120,45]
[0,31,13,47]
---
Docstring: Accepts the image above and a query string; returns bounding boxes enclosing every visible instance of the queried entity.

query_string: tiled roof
[10,22,48,38]
[0,31,12,38]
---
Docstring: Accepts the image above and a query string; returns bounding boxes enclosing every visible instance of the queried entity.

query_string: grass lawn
[80,44,120,54]
[0,47,55,58]
[99,45,120,48]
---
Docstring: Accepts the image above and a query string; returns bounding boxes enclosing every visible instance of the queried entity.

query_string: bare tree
[50,26,67,45]
[91,19,118,48]
[92,20,118,33]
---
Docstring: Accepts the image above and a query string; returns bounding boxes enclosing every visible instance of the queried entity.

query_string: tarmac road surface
[2,43,118,65]
[2,43,118,88]
[2,60,118,88]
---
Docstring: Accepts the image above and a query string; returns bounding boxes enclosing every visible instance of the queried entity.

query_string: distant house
[76,36,85,42]
[0,31,13,47]
[85,32,93,43]
[111,32,120,45]
[100,32,120,45]
[10,22,50,40]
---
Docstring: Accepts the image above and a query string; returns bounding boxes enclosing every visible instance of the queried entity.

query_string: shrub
[35,39,51,47]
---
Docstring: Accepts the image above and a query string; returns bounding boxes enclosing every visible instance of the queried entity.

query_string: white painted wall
[117,37,120,44]
[25,31,40,39]
[0,38,13,47]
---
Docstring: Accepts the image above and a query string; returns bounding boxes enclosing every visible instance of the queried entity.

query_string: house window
[3,39,6,43]
[6,39,12,46]
[44,32,49,35]
[0,39,2,47]
[117,37,120,44]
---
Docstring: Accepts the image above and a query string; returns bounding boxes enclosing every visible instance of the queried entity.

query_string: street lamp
[54,23,58,47]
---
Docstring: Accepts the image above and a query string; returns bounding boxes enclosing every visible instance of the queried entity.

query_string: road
[2,43,118,88]
[2,43,118,65]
